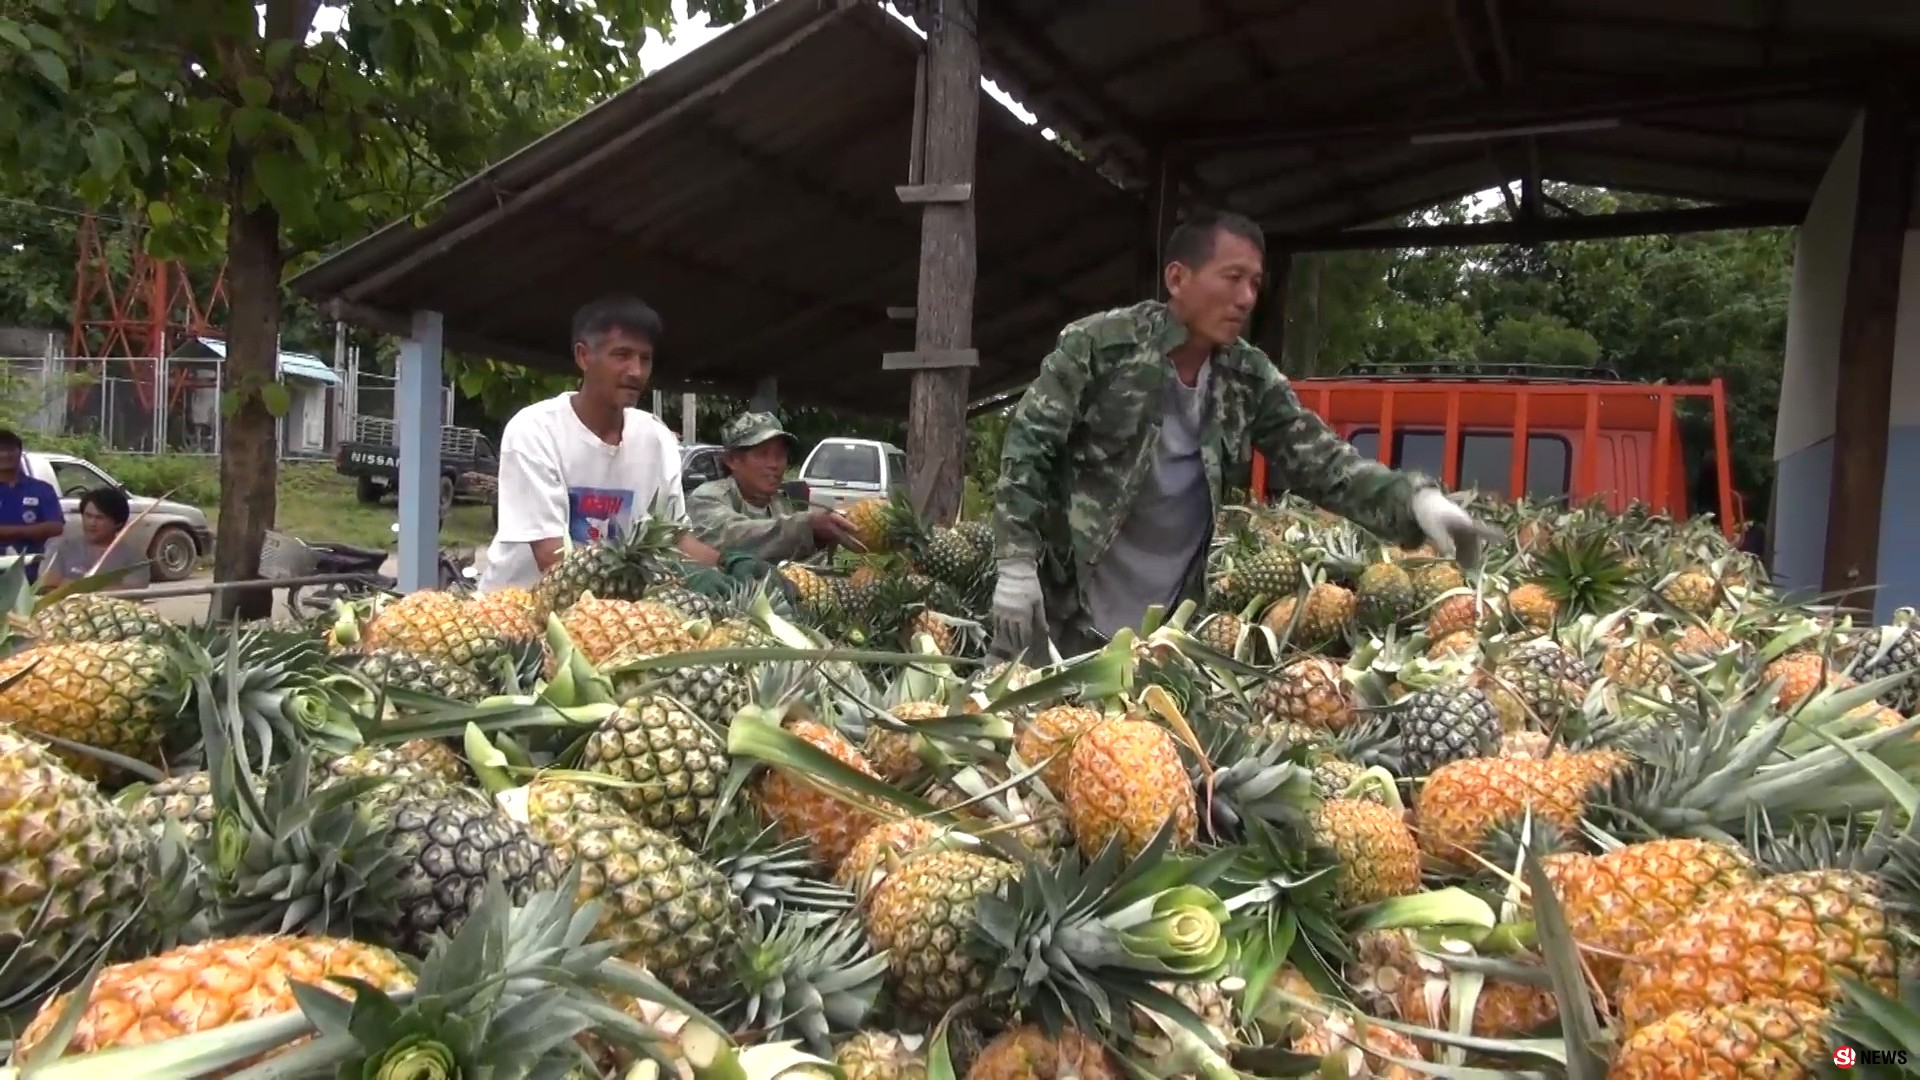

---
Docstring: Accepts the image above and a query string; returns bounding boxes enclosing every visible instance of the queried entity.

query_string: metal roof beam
[1276,199,1806,251]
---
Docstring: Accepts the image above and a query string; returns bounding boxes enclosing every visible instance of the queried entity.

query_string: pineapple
[836,1031,931,1080]
[922,525,988,591]
[129,768,223,842]
[1062,716,1198,859]
[844,492,912,555]
[0,724,155,1001]
[1289,1010,1426,1079]
[966,1025,1120,1080]
[363,589,514,672]
[1414,751,1629,870]
[28,593,174,644]
[1261,582,1355,645]
[1603,639,1675,695]
[324,738,469,788]
[1239,545,1304,603]
[1425,592,1490,639]
[1014,703,1102,795]
[521,783,744,998]
[752,718,883,873]
[863,700,949,784]
[1314,798,1420,906]
[466,584,544,634]
[835,817,944,896]
[559,595,694,667]
[1763,651,1852,710]
[1351,929,1558,1040]
[377,791,558,956]
[577,694,729,844]
[1257,656,1356,733]
[1409,561,1465,608]
[863,848,1020,1015]
[1195,610,1245,655]
[535,513,681,611]
[1660,566,1723,616]
[14,935,414,1063]
[1847,621,1920,713]
[1505,582,1561,630]
[1540,838,1760,995]
[1397,683,1501,776]
[352,646,492,703]
[1615,868,1908,1031]
[1355,560,1418,629]
[0,639,188,778]
[780,563,840,621]
[1608,1000,1827,1079]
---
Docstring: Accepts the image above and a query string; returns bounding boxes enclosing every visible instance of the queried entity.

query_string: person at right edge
[989,208,1494,662]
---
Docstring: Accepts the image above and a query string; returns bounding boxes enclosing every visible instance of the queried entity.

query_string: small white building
[168,336,343,457]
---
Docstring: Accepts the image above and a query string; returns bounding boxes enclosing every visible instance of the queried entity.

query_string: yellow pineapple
[751,717,882,873]
[16,935,413,1064]
[1349,929,1559,1040]
[1413,751,1629,870]
[1660,567,1723,616]
[1506,582,1560,629]
[835,817,943,896]
[1261,582,1355,645]
[0,640,187,778]
[1425,592,1491,639]
[1603,639,1675,695]
[966,1025,1121,1080]
[1539,839,1760,997]
[1290,1009,1425,1079]
[558,596,693,667]
[1015,703,1102,794]
[1313,798,1420,907]
[1063,716,1197,859]
[1763,651,1853,710]
[863,700,949,783]
[364,589,513,671]
[1615,869,1903,1033]
[1608,1000,1827,1079]
[1257,656,1356,733]
[844,495,906,555]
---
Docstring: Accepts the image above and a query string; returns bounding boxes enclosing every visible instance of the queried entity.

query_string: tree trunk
[213,186,283,621]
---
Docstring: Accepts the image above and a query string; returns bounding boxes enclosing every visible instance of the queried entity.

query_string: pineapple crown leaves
[706,822,856,918]
[1216,818,1350,1009]
[188,624,370,769]
[1828,974,1920,1073]
[1527,530,1639,618]
[1185,703,1317,846]
[970,822,1238,1046]
[718,912,888,1054]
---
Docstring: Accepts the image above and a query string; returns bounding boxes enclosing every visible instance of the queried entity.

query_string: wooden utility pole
[889,0,981,525]
[1821,86,1913,607]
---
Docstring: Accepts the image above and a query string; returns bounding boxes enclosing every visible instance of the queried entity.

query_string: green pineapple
[1355,561,1418,629]
[373,791,558,956]
[648,581,722,622]
[351,646,492,703]
[1847,620,1920,714]
[29,594,176,645]
[1398,682,1500,776]
[922,526,988,591]
[576,693,729,845]
[536,513,683,613]
[1239,545,1304,604]
[1409,561,1466,608]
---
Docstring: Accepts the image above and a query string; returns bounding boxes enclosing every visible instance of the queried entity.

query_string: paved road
[147,547,486,624]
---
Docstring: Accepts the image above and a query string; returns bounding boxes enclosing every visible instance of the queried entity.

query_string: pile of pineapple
[5,492,1920,1080]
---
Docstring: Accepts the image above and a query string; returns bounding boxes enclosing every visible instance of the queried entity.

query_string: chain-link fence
[0,354,451,458]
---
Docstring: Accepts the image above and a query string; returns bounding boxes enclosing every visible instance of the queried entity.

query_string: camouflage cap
[720,411,796,451]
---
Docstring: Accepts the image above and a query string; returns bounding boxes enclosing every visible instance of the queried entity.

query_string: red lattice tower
[67,212,229,415]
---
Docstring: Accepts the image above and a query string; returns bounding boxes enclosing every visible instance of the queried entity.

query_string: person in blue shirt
[0,430,66,580]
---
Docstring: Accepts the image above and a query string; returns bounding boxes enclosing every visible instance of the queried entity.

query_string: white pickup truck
[797,438,908,512]
[20,451,214,582]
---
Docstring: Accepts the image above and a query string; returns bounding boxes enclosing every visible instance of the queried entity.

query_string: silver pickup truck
[796,438,907,512]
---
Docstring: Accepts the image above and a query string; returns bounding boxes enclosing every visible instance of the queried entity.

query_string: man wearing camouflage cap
[991,208,1493,660]
[688,412,861,562]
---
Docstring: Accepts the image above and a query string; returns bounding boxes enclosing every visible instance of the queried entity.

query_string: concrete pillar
[1773,106,1919,619]
[396,310,444,593]
[681,391,697,443]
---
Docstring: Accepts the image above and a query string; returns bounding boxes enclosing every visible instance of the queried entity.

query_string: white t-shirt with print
[478,392,687,593]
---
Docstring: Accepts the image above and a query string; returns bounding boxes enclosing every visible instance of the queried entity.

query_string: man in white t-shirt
[478,296,721,593]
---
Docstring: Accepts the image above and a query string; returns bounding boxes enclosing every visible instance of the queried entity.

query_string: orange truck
[1251,364,1744,541]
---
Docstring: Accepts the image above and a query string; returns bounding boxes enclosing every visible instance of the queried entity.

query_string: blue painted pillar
[396,310,444,593]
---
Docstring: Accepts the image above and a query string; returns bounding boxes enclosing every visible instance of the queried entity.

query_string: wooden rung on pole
[883,348,979,371]
[895,183,973,204]
[886,306,917,321]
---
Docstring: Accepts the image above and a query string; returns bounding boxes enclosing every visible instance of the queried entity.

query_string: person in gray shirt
[40,486,151,590]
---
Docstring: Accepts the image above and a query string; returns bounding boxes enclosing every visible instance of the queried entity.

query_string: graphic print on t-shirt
[568,486,635,546]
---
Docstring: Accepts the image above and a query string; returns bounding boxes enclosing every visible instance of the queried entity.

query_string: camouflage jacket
[686,477,818,562]
[992,300,1434,619]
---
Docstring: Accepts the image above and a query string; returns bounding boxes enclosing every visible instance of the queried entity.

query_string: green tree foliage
[0,0,754,616]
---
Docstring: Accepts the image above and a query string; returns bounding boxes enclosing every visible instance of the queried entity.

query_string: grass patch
[102,455,495,555]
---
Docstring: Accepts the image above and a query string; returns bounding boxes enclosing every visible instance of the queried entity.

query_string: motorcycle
[279,524,473,619]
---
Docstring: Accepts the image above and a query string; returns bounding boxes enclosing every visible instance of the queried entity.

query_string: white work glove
[991,558,1047,659]
[1412,489,1498,570]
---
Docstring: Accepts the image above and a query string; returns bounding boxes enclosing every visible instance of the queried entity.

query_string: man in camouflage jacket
[688,411,858,562]
[991,209,1489,659]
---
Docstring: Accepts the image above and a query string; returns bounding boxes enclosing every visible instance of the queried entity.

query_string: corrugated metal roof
[183,336,342,386]
[288,0,1142,417]
[972,0,1920,236]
